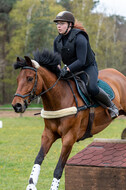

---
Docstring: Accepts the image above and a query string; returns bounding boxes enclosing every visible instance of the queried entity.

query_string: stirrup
[108,105,119,119]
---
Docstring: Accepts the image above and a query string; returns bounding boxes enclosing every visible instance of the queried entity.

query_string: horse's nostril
[13,103,22,113]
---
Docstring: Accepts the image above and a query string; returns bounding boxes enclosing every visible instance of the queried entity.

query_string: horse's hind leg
[26,128,57,190]
[50,132,75,190]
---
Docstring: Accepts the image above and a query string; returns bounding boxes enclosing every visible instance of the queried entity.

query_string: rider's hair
[73,20,87,33]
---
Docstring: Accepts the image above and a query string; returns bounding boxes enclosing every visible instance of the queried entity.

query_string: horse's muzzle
[12,100,28,113]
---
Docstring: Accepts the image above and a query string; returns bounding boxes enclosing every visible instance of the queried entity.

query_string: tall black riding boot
[94,88,119,118]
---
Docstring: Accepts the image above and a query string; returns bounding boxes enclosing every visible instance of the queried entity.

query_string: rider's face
[56,22,71,34]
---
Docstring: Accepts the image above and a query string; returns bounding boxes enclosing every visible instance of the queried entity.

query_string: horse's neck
[38,67,74,111]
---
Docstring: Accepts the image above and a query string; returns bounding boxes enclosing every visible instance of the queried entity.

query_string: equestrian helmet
[53,11,75,25]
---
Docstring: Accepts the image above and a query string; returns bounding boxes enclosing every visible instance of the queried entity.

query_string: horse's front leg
[50,132,75,190]
[26,128,56,190]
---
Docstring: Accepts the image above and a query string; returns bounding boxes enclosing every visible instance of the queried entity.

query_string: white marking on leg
[26,184,37,190]
[29,164,40,185]
[50,178,60,190]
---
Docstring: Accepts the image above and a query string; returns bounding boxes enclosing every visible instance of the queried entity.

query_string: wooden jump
[65,138,126,190]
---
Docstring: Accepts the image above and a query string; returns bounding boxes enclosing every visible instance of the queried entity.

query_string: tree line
[0,0,126,104]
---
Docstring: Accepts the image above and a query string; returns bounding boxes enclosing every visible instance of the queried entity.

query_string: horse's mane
[33,49,61,75]
[14,49,61,75]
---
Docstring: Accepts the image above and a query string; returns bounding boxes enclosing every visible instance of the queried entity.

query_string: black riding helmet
[53,11,75,26]
[54,11,75,35]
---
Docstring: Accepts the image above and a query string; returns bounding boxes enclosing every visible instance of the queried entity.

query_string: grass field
[0,115,126,190]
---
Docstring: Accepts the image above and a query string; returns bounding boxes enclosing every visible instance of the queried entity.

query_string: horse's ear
[17,57,20,62]
[24,56,32,67]
[16,56,25,63]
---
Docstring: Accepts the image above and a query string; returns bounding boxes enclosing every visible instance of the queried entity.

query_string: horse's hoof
[26,184,37,190]
[121,128,126,139]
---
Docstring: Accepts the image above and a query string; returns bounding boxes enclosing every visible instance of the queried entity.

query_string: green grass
[0,116,126,190]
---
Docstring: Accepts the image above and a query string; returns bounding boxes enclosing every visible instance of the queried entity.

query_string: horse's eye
[27,77,33,82]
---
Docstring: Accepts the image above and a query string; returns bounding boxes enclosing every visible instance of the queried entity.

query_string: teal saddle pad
[75,79,115,108]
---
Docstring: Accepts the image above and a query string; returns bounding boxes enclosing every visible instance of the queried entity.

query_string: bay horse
[12,50,126,190]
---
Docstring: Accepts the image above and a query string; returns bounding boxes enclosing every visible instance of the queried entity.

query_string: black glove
[60,65,69,77]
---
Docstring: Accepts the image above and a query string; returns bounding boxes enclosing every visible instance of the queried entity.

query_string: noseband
[14,66,61,102]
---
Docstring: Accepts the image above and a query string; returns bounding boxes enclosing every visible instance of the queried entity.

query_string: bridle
[14,66,61,103]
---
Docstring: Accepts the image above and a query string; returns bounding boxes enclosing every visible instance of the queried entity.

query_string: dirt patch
[0,110,126,119]
[0,110,41,118]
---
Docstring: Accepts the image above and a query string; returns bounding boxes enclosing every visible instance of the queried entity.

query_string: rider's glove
[60,65,69,77]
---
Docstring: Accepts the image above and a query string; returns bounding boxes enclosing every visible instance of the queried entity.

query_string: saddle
[74,76,115,108]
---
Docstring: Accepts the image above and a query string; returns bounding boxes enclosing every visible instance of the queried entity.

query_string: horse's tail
[74,20,87,33]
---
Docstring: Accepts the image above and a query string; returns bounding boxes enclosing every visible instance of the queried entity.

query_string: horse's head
[12,49,61,113]
[12,56,42,113]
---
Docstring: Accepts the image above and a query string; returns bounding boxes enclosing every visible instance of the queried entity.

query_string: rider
[53,11,119,118]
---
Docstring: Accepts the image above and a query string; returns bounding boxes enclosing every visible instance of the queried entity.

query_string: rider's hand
[60,65,70,77]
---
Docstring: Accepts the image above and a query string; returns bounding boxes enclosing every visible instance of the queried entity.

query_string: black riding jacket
[53,28,97,73]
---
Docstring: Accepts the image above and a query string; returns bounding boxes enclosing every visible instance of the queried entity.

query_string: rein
[63,70,89,86]
[32,75,61,101]
[14,66,89,105]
